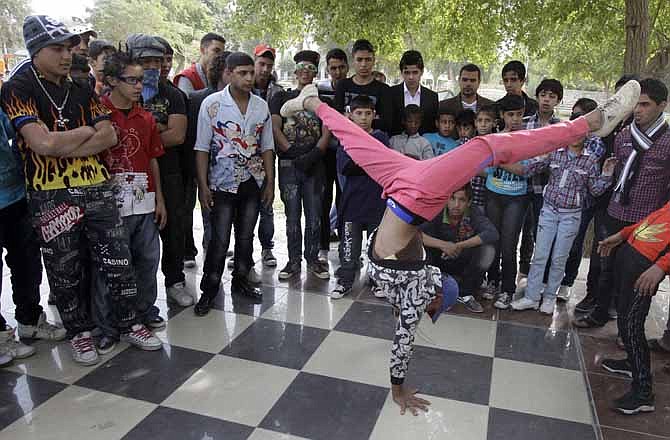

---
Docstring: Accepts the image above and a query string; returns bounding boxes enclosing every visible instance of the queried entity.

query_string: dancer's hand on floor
[392,384,431,416]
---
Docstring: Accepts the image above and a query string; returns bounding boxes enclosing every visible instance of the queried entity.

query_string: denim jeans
[486,191,528,293]
[526,205,581,301]
[92,213,161,338]
[429,244,496,297]
[561,204,597,286]
[200,178,261,297]
[27,183,139,336]
[158,150,186,287]
[519,193,544,275]
[279,159,324,265]
[337,221,377,289]
[0,198,43,328]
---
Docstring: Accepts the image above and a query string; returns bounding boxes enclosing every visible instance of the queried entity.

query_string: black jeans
[0,198,43,328]
[430,244,496,297]
[28,183,139,336]
[519,193,543,275]
[614,243,654,396]
[158,150,186,287]
[183,176,198,260]
[200,179,261,297]
[486,191,529,293]
[320,148,340,250]
[337,221,377,289]
[591,213,634,322]
[278,160,324,264]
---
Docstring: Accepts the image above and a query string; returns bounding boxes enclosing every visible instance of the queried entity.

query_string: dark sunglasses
[119,76,144,85]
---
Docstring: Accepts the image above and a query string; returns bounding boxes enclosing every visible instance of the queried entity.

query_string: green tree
[0,0,30,52]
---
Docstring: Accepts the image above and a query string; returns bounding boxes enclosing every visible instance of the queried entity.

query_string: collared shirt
[0,67,111,191]
[608,124,670,223]
[101,96,165,217]
[194,86,274,193]
[524,148,612,210]
[524,112,561,195]
[389,132,434,160]
[403,83,421,107]
[0,108,25,209]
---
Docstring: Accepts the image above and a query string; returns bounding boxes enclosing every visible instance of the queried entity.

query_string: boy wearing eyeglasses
[95,51,167,351]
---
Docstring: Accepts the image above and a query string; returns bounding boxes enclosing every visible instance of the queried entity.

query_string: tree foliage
[1,0,30,51]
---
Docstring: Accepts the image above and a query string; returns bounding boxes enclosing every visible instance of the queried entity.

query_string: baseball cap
[253,44,276,60]
[23,15,81,58]
[293,50,320,66]
[126,33,165,60]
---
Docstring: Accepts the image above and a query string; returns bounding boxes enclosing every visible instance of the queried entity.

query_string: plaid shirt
[525,112,561,194]
[608,124,670,222]
[523,148,612,210]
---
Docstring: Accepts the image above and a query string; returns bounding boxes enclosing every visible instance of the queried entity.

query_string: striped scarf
[614,113,668,204]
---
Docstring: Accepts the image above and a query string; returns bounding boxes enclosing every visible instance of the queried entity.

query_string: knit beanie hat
[23,15,80,58]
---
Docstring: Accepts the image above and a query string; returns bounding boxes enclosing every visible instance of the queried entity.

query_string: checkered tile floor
[0,216,603,439]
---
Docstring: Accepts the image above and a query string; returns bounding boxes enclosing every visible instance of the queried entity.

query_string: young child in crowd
[95,51,167,353]
[331,95,389,299]
[455,109,476,143]
[424,107,459,156]
[485,94,531,309]
[469,105,497,210]
[389,104,433,160]
[421,184,499,313]
[507,112,616,314]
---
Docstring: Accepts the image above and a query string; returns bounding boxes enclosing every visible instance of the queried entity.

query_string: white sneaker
[184,258,197,268]
[593,80,641,137]
[494,292,512,310]
[71,331,99,366]
[510,297,540,311]
[557,285,571,302]
[372,285,386,299]
[514,278,528,301]
[0,328,36,359]
[121,324,162,351]
[540,298,556,315]
[167,282,194,307]
[18,312,67,341]
[248,267,262,284]
[318,249,329,263]
[330,284,352,300]
[280,84,319,117]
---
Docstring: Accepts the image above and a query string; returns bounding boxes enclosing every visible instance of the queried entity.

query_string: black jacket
[390,83,439,136]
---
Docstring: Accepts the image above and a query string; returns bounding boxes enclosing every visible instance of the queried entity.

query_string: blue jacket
[0,109,25,209]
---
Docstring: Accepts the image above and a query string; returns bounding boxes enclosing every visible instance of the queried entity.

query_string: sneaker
[513,278,527,301]
[227,258,235,269]
[167,282,194,307]
[146,316,166,330]
[573,313,607,328]
[330,284,352,299]
[593,80,641,138]
[71,331,99,366]
[608,302,618,320]
[557,285,571,302]
[510,296,540,311]
[280,83,319,117]
[18,312,67,341]
[278,262,301,280]
[184,258,197,268]
[96,335,117,355]
[318,249,329,263]
[308,261,330,279]
[601,358,633,378]
[372,285,386,299]
[613,389,655,415]
[262,249,277,268]
[494,292,512,310]
[121,324,162,351]
[0,328,36,359]
[575,294,597,313]
[540,298,556,315]
[194,294,217,317]
[458,295,484,313]
[480,283,498,301]
[248,267,262,284]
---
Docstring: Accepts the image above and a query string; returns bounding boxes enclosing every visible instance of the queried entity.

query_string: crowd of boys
[0,14,668,416]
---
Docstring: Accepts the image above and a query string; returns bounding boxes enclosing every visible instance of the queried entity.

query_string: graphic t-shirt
[334,78,392,133]
[0,68,111,191]
[143,81,187,174]
[423,132,460,156]
[194,86,274,193]
[101,96,165,217]
[269,89,322,159]
[485,164,528,196]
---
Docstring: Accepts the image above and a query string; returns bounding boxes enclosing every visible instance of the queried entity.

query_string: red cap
[253,44,276,59]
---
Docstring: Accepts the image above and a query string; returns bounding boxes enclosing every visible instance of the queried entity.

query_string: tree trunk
[623,0,649,75]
